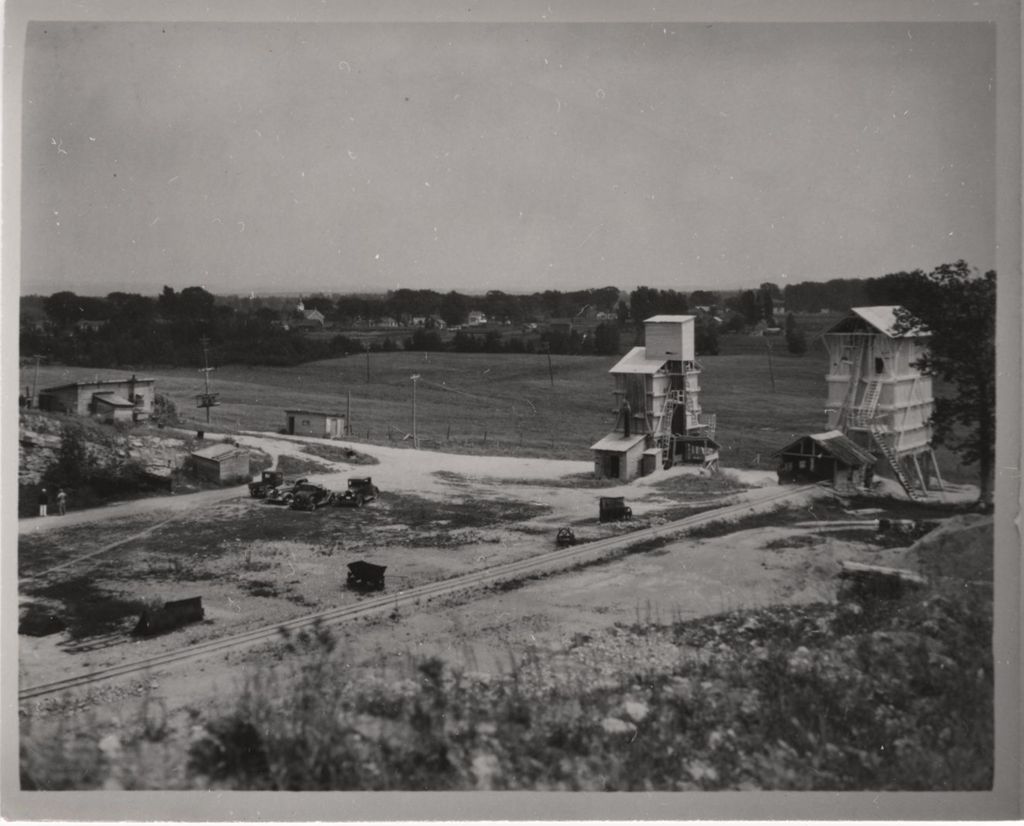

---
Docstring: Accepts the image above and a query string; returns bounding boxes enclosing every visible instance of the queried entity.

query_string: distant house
[377,317,399,328]
[38,375,155,423]
[74,319,108,333]
[303,308,326,326]
[190,443,251,485]
[547,318,574,335]
[467,310,487,326]
[425,315,447,330]
[284,409,347,439]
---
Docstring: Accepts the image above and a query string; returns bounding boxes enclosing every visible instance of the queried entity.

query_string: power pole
[544,345,554,387]
[411,374,420,449]
[765,337,776,394]
[196,336,220,423]
[346,390,352,436]
[365,343,371,383]
[31,354,42,407]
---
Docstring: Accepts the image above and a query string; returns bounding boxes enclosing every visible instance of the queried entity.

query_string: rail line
[19,484,819,703]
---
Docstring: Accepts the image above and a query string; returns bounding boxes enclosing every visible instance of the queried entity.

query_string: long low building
[284,409,347,439]
[37,375,155,424]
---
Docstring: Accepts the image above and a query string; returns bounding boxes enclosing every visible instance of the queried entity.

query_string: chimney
[622,401,632,438]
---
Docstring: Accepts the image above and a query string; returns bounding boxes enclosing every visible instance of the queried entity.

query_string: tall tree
[892,261,996,506]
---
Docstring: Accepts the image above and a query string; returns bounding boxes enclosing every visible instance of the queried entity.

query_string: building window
[875,357,884,374]
[302,419,310,426]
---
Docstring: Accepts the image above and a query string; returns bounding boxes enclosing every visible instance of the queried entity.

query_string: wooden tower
[822,306,943,499]
[591,315,717,481]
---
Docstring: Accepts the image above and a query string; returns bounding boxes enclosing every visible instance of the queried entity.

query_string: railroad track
[19,483,820,702]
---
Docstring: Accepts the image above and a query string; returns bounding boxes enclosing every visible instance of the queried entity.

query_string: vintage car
[249,470,285,498]
[264,477,309,506]
[289,483,336,511]
[335,477,381,508]
[555,527,577,547]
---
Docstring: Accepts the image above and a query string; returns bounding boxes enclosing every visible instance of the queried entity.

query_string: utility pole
[30,354,42,407]
[365,343,371,384]
[411,374,420,449]
[765,337,776,394]
[544,345,554,387]
[346,390,352,436]
[195,336,220,423]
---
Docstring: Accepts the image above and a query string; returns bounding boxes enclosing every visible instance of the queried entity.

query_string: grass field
[25,347,976,482]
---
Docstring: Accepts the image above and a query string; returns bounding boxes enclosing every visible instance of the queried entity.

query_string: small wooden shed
[284,409,347,439]
[190,443,250,484]
[774,430,877,492]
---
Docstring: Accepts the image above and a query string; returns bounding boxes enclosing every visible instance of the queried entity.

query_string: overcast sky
[20,20,995,296]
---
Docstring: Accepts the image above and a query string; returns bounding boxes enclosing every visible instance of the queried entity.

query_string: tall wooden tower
[822,306,943,499]
[591,315,717,481]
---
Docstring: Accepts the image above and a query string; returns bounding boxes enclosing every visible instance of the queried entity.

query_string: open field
[23,350,976,483]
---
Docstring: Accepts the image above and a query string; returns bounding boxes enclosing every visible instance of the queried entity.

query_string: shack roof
[590,432,647,453]
[827,306,927,338]
[608,346,667,375]
[644,314,695,324]
[41,376,155,393]
[774,430,877,467]
[285,409,346,418]
[191,443,248,462]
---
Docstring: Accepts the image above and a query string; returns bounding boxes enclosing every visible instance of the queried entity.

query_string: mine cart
[133,597,204,636]
[249,470,284,498]
[556,527,577,547]
[347,560,387,591]
[599,496,633,523]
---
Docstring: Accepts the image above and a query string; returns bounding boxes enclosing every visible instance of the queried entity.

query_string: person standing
[37,487,48,517]
[56,488,67,516]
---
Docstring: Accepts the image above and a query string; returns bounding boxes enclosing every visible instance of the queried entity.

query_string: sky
[19,19,996,296]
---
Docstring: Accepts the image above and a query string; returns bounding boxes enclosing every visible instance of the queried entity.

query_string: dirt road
[20,430,775,537]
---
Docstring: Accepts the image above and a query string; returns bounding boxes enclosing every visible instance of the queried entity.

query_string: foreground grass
[22,578,992,790]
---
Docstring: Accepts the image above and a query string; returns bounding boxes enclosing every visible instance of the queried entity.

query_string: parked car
[289,483,336,511]
[249,470,284,498]
[335,477,381,508]
[264,477,309,506]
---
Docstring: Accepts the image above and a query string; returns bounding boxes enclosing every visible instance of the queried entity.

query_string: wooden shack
[774,430,877,493]
[190,443,250,484]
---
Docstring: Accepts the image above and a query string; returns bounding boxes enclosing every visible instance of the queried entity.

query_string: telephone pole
[411,374,420,449]
[765,337,776,394]
[195,336,220,423]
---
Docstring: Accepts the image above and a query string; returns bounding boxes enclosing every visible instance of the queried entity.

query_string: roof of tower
[608,346,668,375]
[827,306,927,338]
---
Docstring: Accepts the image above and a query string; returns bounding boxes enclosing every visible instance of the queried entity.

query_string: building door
[288,416,295,435]
[608,454,620,478]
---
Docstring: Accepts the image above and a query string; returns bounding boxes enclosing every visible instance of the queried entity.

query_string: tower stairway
[849,378,883,429]
[836,338,867,431]
[870,423,925,501]
[654,391,683,467]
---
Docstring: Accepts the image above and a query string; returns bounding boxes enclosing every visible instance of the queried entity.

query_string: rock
[622,700,649,723]
[600,717,636,735]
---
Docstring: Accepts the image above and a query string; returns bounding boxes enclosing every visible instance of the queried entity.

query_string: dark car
[264,477,309,506]
[249,470,284,498]
[335,477,381,508]
[289,483,335,511]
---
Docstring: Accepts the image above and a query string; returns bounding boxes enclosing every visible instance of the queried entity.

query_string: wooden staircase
[870,423,926,501]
